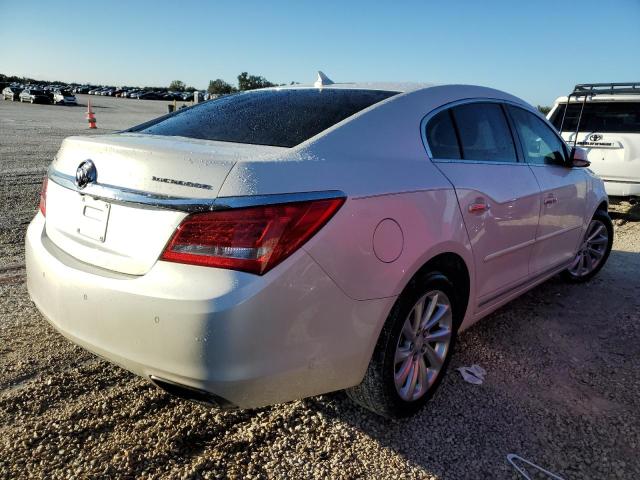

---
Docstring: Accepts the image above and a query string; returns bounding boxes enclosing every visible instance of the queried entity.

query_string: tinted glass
[425,109,461,159]
[130,89,398,147]
[451,103,517,162]
[509,106,566,165]
[550,102,640,133]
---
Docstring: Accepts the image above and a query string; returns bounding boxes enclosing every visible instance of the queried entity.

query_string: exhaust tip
[149,375,235,410]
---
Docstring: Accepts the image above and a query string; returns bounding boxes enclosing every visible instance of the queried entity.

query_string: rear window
[550,102,640,133]
[129,88,398,147]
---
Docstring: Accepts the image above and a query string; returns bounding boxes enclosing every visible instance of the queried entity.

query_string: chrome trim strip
[419,97,564,162]
[483,239,535,262]
[48,168,346,213]
[432,159,530,166]
[535,224,582,243]
[483,224,582,262]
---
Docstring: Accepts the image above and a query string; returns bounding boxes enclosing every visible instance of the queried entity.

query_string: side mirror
[569,146,590,168]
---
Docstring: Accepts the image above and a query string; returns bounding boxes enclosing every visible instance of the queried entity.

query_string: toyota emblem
[75,160,97,189]
[589,133,603,142]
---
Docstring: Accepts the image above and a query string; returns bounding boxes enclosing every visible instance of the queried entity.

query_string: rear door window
[129,88,398,148]
[451,103,517,162]
[508,106,566,165]
[550,102,640,133]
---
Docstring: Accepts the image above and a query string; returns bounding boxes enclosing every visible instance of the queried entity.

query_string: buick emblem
[589,133,603,142]
[75,160,97,189]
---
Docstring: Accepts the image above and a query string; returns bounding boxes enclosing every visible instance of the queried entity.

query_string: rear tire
[346,272,459,418]
[561,210,613,283]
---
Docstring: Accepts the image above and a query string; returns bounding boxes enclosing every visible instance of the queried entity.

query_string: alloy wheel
[394,290,453,401]
[567,219,609,277]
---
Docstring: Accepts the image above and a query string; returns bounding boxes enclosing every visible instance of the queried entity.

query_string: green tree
[169,80,186,92]
[208,78,235,95]
[537,105,552,115]
[237,72,276,91]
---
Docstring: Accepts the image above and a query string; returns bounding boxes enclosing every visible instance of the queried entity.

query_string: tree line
[170,72,298,96]
[1,71,293,96]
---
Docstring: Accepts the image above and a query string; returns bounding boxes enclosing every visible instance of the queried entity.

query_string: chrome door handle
[544,195,558,206]
[468,199,490,214]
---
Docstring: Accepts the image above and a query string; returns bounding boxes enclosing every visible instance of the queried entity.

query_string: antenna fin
[314,71,334,88]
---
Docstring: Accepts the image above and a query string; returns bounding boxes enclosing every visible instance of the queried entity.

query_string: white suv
[548,83,640,198]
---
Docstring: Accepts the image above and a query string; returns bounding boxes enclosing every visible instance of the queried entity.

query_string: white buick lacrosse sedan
[26,79,612,417]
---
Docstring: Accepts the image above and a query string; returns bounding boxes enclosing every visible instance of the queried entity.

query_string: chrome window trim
[428,159,532,166]
[420,97,540,163]
[47,168,345,213]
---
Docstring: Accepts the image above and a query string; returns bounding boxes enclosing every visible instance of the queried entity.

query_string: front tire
[346,272,459,418]
[561,210,613,283]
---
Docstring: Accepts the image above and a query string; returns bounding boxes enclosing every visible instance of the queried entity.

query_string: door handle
[468,199,490,214]
[544,195,558,206]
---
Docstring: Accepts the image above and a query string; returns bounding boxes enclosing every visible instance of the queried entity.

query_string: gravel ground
[1,95,639,479]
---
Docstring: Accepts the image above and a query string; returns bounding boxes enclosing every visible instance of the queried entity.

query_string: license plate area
[77,195,110,242]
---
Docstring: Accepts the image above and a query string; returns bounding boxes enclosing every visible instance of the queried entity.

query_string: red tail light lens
[161,197,345,275]
[39,177,48,216]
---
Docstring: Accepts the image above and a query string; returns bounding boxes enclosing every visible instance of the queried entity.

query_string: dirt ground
[1,95,639,479]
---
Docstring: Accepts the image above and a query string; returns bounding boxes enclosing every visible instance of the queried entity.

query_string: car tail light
[161,197,345,275]
[39,177,48,216]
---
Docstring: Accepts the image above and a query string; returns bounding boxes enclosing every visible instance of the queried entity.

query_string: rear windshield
[550,102,640,133]
[129,88,398,147]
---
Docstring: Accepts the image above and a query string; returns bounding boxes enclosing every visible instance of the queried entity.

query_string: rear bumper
[26,213,393,408]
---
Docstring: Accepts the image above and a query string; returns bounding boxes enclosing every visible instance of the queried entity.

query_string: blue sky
[1,0,639,105]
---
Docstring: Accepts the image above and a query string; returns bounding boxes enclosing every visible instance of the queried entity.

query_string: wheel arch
[400,251,470,331]
[597,199,608,213]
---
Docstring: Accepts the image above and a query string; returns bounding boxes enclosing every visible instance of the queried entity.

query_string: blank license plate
[77,196,111,242]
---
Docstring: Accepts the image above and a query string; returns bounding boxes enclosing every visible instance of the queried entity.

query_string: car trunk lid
[45,133,287,275]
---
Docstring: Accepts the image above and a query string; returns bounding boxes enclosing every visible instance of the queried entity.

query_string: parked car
[26,81,612,418]
[19,88,51,104]
[549,82,640,199]
[53,89,77,105]
[2,86,22,101]
[137,91,163,100]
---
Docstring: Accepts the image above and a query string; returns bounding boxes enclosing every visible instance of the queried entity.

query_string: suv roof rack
[572,82,640,96]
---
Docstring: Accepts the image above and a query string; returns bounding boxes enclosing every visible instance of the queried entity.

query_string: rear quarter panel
[303,188,474,305]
